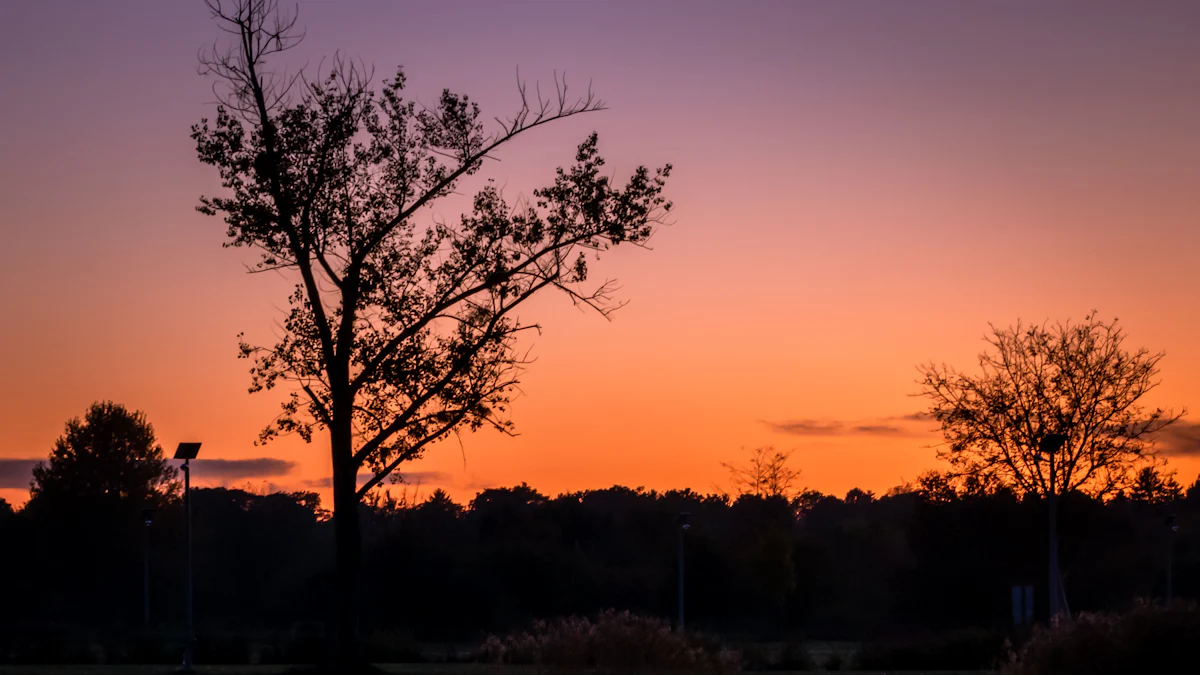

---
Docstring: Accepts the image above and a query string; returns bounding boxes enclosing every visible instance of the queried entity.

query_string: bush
[479,609,738,674]
[853,627,1008,671]
[1001,601,1200,675]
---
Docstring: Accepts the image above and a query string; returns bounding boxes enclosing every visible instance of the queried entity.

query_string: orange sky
[3,1,1200,507]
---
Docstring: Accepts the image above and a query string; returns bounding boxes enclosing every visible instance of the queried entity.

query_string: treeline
[2,475,1198,643]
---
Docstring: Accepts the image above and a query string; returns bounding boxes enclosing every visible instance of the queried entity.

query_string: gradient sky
[3,0,1200,507]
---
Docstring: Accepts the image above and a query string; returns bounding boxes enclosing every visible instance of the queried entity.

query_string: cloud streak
[302,470,452,489]
[181,458,298,480]
[1159,420,1200,457]
[0,459,38,489]
[763,412,936,437]
[765,413,1200,456]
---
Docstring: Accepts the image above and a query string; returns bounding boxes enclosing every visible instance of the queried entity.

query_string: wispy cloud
[397,470,451,485]
[763,412,935,437]
[763,420,846,436]
[1159,420,1200,457]
[180,458,298,480]
[766,413,1200,455]
[887,411,934,422]
[301,470,451,489]
[0,459,38,489]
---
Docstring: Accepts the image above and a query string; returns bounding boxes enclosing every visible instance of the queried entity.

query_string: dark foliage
[1001,602,1200,675]
[4,466,1200,663]
[28,400,177,511]
[478,609,736,674]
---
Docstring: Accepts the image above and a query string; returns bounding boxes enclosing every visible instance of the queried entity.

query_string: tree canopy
[192,0,673,663]
[28,400,177,512]
[918,313,1183,498]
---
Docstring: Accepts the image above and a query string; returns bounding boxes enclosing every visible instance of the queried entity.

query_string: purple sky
[2,1,1199,506]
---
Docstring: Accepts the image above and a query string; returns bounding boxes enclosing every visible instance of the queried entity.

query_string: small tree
[191,1,672,665]
[1127,466,1183,505]
[721,446,803,499]
[28,400,177,511]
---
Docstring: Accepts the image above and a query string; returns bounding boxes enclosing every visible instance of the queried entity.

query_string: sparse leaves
[918,313,1185,498]
[722,446,803,499]
[193,1,672,500]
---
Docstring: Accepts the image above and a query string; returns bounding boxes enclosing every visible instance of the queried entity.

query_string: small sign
[1012,585,1034,626]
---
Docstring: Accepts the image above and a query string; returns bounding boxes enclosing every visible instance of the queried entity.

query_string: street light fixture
[173,442,201,673]
[676,511,691,632]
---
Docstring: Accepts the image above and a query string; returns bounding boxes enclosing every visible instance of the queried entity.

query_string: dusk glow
[3,0,1200,509]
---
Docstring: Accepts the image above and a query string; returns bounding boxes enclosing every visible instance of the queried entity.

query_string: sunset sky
[3,0,1200,508]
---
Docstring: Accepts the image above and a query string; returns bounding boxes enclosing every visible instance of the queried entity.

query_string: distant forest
[3,471,1196,643]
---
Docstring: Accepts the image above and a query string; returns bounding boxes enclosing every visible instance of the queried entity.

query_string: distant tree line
[2,407,1198,647]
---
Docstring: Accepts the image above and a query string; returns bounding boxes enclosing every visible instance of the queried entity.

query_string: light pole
[1037,433,1069,620]
[174,442,201,673]
[142,507,155,628]
[676,511,690,632]
[1166,514,1179,603]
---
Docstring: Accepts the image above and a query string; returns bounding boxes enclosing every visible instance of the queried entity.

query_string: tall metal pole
[1039,433,1068,622]
[1167,517,1178,603]
[143,518,151,628]
[182,459,194,673]
[1048,458,1060,620]
[1167,534,1173,603]
[677,525,685,632]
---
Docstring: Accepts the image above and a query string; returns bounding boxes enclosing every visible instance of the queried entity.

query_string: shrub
[1001,601,1200,675]
[479,609,737,674]
[853,627,1008,671]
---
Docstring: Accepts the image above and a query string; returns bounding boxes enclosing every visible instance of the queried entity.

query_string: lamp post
[174,442,201,673]
[1166,514,1179,603]
[1037,433,1069,620]
[142,507,155,628]
[676,511,690,632]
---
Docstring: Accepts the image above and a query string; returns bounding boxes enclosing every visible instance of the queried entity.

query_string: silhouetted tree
[191,1,672,664]
[919,312,1183,617]
[916,470,959,504]
[918,313,1182,498]
[1128,466,1183,505]
[19,402,177,626]
[721,446,803,498]
[28,400,177,512]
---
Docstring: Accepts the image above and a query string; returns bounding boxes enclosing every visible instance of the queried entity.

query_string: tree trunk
[332,427,363,671]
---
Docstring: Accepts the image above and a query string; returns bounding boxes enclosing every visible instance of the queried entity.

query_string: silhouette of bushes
[479,609,736,673]
[852,627,1008,671]
[1001,602,1200,675]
